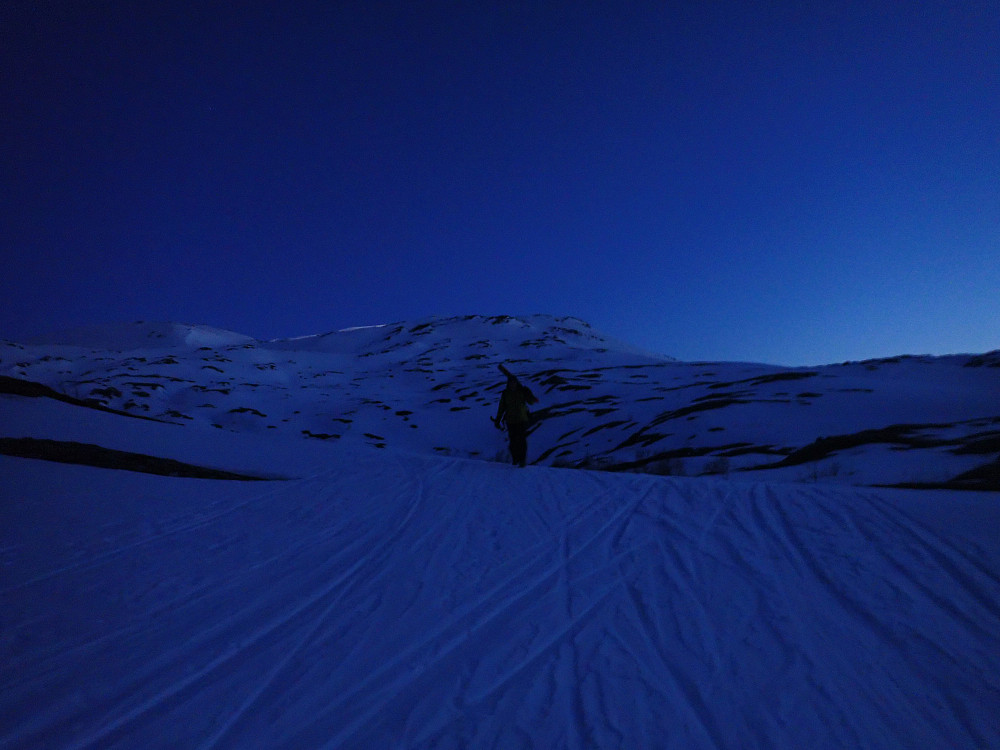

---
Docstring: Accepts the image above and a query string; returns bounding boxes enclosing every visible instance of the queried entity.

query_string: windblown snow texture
[1,315,999,748]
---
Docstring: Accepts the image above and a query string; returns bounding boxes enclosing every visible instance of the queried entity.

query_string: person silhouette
[492,364,537,467]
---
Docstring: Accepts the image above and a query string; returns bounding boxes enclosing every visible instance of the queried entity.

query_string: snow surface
[3,448,999,748]
[3,314,998,488]
[2,315,999,748]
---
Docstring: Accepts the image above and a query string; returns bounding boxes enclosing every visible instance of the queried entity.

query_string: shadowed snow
[1,450,998,748]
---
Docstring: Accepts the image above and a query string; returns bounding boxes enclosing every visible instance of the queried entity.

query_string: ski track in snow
[2,452,999,749]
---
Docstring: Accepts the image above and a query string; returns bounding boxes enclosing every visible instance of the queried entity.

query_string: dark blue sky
[3,2,998,364]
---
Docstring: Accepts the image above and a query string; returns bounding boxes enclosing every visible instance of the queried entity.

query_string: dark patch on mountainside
[749,421,1000,470]
[882,457,1000,492]
[0,437,278,480]
[0,375,175,424]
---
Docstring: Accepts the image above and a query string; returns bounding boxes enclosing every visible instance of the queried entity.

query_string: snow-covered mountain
[2,314,997,488]
[2,316,999,748]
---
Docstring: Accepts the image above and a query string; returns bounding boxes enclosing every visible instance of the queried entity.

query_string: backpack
[503,382,536,425]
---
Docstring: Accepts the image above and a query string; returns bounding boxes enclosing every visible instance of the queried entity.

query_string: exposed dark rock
[952,434,1000,455]
[0,437,275,480]
[302,430,339,440]
[229,406,267,417]
[883,458,1000,491]
[90,386,122,399]
[751,425,937,468]
[0,376,171,423]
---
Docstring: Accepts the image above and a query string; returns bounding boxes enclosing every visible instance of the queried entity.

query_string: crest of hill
[267,314,671,364]
[27,321,255,351]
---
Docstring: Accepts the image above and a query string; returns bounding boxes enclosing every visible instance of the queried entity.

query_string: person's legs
[508,423,527,467]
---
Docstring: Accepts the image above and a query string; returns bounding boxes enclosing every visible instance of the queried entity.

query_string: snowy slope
[2,314,998,488]
[2,316,1000,748]
[23,321,256,350]
[2,448,999,748]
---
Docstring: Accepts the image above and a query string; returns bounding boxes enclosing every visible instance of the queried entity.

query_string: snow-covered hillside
[1,316,999,748]
[2,314,998,488]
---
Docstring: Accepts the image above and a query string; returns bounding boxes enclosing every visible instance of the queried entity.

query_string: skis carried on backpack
[496,362,538,405]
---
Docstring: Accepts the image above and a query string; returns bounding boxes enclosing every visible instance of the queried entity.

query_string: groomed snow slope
[3,447,998,749]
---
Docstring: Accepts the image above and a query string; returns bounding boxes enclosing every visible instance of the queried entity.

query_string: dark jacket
[496,379,536,426]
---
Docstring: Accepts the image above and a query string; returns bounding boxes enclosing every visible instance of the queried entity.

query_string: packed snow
[1,315,998,748]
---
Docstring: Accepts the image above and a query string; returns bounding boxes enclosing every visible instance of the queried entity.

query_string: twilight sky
[3,2,998,365]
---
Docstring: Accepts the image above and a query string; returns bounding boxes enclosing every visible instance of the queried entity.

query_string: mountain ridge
[2,314,997,488]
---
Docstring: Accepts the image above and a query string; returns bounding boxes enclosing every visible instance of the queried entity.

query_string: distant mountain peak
[27,321,255,350]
